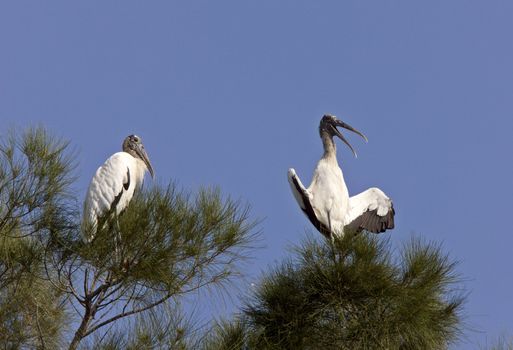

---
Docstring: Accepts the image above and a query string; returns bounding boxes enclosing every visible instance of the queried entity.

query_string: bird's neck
[321,133,337,161]
[124,149,137,159]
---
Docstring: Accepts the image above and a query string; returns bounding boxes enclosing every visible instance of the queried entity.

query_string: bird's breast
[308,161,349,222]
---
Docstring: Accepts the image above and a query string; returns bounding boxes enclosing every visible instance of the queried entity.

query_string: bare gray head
[319,114,368,157]
[122,135,154,177]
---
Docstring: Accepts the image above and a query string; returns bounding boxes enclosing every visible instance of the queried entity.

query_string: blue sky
[1,1,512,347]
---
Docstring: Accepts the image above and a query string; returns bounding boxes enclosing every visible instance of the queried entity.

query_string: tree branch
[84,292,173,337]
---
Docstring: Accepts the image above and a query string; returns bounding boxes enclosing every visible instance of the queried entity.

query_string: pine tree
[203,234,465,350]
[0,127,259,349]
[0,128,73,348]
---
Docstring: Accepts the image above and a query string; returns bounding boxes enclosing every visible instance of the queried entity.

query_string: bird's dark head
[319,114,368,157]
[122,135,154,178]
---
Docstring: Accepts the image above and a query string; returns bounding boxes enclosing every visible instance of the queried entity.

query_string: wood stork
[288,115,395,239]
[82,135,154,242]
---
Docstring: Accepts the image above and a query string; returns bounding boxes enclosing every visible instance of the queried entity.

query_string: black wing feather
[290,174,331,238]
[110,167,131,212]
[345,204,395,234]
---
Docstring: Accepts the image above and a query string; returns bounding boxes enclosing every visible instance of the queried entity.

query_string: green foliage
[64,184,257,349]
[80,185,255,288]
[0,127,74,349]
[85,306,192,350]
[0,251,66,349]
[201,318,252,350]
[0,127,76,240]
[0,127,259,350]
[205,234,464,350]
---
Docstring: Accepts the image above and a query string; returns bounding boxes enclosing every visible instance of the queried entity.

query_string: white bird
[288,115,394,239]
[82,134,154,242]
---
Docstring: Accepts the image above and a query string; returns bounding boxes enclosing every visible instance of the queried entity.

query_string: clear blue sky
[1,1,512,348]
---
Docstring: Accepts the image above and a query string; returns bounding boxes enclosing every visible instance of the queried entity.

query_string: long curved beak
[333,120,368,158]
[135,145,154,178]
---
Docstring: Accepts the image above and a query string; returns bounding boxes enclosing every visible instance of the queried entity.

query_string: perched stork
[288,115,394,239]
[82,135,154,242]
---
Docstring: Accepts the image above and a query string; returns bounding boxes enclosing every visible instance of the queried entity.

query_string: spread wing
[344,187,395,234]
[288,168,331,238]
[82,152,134,241]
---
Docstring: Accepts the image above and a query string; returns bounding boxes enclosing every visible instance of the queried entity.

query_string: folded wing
[83,152,135,241]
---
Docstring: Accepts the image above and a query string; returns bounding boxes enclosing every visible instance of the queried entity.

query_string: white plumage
[82,135,154,242]
[288,115,394,238]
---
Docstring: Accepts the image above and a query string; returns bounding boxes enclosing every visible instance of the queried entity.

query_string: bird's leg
[114,216,121,265]
[113,215,131,272]
[327,211,337,262]
[328,211,334,242]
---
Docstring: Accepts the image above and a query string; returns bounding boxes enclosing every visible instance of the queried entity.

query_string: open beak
[135,145,154,178]
[333,120,368,158]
